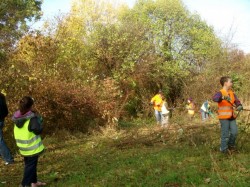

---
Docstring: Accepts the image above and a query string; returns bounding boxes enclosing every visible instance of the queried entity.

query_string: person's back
[0,92,14,165]
[12,96,46,187]
[0,93,9,121]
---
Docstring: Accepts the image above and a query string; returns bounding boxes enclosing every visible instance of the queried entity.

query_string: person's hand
[236,105,243,111]
[222,96,231,102]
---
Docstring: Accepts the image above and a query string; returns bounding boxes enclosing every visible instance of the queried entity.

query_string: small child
[12,96,46,187]
[200,100,210,121]
[186,98,195,119]
[213,77,243,154]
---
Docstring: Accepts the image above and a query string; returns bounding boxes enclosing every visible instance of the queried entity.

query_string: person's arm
[234,94,242,107]
[213,92,223,103]
[28,116,43,135]
[150,96,156,105]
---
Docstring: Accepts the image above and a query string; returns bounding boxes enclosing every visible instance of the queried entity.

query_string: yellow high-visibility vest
[14,119,44,156]
[151,94,163,111]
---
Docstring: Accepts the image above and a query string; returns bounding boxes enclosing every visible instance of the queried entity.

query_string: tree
[0,0,42,61]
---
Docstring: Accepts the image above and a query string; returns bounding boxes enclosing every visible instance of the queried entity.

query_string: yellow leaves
[28,76,37,81]
[1,89,7,96]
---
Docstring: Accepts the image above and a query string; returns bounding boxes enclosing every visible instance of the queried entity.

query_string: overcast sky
[36,0,250,53]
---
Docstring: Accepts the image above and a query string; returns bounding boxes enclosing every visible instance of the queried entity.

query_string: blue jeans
[200,110,209,120]
[154,110,162,124]
[219,119,238,152]
[0,121,14,163]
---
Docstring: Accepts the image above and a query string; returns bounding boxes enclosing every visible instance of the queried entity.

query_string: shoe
[220,148,231,154]
[31,181,47,187]
[228,146,238,153]
[220,149,232,155]
[5,161,14,165]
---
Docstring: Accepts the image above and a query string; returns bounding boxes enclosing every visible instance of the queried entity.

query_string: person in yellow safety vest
[186,98,195,119]
[213,76,243,154]
[150,90,164,125]
[12,96,46,187]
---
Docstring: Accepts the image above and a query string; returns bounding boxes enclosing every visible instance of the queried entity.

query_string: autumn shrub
[4,0,249,138]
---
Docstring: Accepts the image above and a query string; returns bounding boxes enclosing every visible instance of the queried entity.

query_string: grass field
[1,119,249,187]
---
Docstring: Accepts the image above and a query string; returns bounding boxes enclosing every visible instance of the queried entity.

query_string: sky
[36,0,250,53]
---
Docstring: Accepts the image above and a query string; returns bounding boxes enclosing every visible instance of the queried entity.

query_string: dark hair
[220,76,231,86]
[19,96,34,115]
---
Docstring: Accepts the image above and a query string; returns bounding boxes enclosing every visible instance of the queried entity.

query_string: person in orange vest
[213,76,243,154]
[150,91,164,125]
[186,98,195,119]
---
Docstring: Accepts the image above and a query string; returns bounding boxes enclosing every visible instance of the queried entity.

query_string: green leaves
[0,0,42,56]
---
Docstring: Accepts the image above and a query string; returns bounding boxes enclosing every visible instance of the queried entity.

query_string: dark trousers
[22,156,38,186]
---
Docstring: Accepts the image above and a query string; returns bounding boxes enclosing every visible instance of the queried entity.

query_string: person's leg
[22,156,38,186]
[159,111,163,125]
[0,121,14,163]
[205,112,209,120]
[154,110,161,125]
[164,114,169,128]
[228,119,238,148]
[219,119,230,152]
[201,111,205,120]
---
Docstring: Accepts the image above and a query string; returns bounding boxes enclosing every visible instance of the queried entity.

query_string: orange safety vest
[218,89,235,119]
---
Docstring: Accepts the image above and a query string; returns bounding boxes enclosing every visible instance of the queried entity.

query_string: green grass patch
[1,123,249,186]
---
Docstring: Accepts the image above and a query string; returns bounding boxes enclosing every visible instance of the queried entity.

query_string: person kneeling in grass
[12,96,46,187]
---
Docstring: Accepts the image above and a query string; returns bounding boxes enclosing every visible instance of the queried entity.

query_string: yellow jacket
[186,103,195,115]
[151,94,163,111]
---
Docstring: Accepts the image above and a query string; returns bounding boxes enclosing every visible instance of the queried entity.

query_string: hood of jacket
[12,110,36,128]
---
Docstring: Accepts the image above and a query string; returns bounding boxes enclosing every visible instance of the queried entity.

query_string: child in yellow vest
[12,96,46,187]
[186,98,195,119]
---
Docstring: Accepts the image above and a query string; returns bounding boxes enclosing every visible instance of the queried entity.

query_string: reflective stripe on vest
[218,106,233,110]
[14,119,44,156]
[218,89,235,119]
[218,112,233,116]
[16,135,40,144]
[19,141,43,151]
